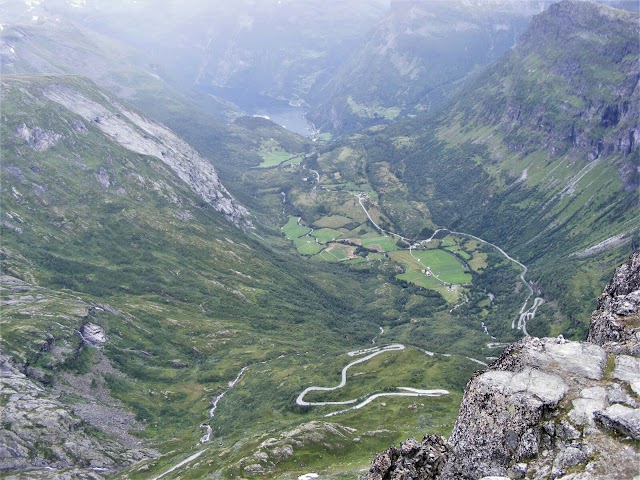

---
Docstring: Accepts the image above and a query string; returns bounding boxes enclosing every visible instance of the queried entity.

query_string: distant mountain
[308,0,553,132]
[1,0,389,104]
[0,14,239,119]
[0,13,308,213]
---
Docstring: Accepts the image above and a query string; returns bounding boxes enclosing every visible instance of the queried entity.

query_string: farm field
[389,249,471,285]
[282,216,311,239]
[312,228,343,244]
[258,151,303,168]
[256,138,303,168]
[314,215,354,229]
[361,235,400,252]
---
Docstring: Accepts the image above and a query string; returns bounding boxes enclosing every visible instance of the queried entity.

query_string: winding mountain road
[296,344,407,407]
[151,449,207,480]
[296,344,450,417]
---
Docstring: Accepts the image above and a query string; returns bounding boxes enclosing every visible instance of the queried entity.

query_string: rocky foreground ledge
[365,250,639,480]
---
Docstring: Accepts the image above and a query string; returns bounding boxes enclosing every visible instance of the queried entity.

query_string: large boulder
[366,435,449,480]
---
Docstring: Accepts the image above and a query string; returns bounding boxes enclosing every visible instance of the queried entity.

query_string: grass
[317,132,333,141]
[296,240,325,256]
[6,76,449,480]
[282,216,312,240]
[256,138,303,168]
[258,151,303,168]
[445,246,471,260]
[314,215,354,229]
[395,273,463,303]
[168,346,477,479]
[5,21,637,477]
[325,245,350,260]
[312,228,343,244]
[317,244,354,262]
[410,250,472,285]
[361,235,400,252]
[388,249,471,302]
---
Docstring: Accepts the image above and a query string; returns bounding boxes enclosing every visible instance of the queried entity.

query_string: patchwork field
[314,215,354,229]
[361,235,400,252]
[312,228,343,244]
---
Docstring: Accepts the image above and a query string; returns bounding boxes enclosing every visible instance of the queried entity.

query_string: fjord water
[198,85,314,136]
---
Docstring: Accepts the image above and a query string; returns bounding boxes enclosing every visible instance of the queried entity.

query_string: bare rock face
[364,250,640,480]
[42,84,251,229]
[0,353,155,477]
[594,404,640,440]
[15,122,63,151]
[587,250,640,353]
[366,435,449,480]
[79,323,106,346]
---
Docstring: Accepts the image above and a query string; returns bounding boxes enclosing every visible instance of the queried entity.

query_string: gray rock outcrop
[366,435,449,480]
[0,353,154,476]
[587,250,640,353]
[79,323,106,346]
[15,122,63,151]
[364,250,640,480]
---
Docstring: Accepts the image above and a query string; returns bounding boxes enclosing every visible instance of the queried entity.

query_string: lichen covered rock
[588,250,640,352]
[365,434,449,480]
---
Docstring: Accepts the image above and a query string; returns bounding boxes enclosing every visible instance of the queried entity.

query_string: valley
[1,1,638,479]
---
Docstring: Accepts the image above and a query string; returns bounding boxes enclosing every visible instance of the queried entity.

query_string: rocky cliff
[39,80,251,228]
[366,250,640,479]
[454,0,639,183]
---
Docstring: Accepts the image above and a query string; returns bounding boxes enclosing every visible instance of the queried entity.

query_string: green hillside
[360,0,640,336]
[1,1,638,478]
[0,75,485,478]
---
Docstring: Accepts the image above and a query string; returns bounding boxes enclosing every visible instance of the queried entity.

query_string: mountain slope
[0,14,238,120]
[308,0,551,132]
[1,74,482,479]
[2,1,638,477]
[356,0,639,334]
[0,74,361,476]
[365,250,639,480]
[0,16,315,218]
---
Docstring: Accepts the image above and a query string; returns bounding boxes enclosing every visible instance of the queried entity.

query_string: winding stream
[199,366,249,444]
